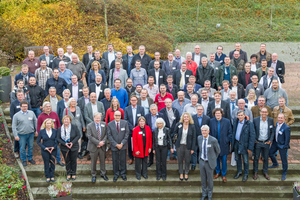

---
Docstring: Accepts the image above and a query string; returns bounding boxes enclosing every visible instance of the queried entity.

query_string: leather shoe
[156,176,161,181]
[113,176,119,182]
[22,161,27,166]
[242,175,248,182]
[92,176,96,183]
[268,164,279,168]
[28,159,36,164]
[147,162,153,167]
[253,172,258,180]
[101,175,109,181]
[222,176,227,183]
[200,197,207,200]
[162,176,166,181]
[78,154,83,159]
[57,162,65,167]
[281,174,286,181]
[136,176,141,180]
[213,173,220,179]
[143,175,148,179]
[264,173,270,180]
[128,159,133,165]
[234,172,242,179]
[208,198,212,200]
[121,176,127,181]
[191,165,196,170]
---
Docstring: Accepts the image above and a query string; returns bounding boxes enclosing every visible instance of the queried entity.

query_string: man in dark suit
[102,43,116,68]
[198,125,220,200]
[82,45,94,67]
[184,83,201,101]
[148,61,167,87]
[107,111,130,182]
[89,74,107,101]
[124,95,145,164]
[84,92,105,123]
[67,75,84,101]
[87,112,108,182]
[162,52,180,76]
[166,75,178,100]
[225,91,238,118]
[209,108,232,183]
[267,53,285,83]
[191,105,210,170]
[238,63,257,89]
[230,75,245,99]
[145,104,165,167]
[39,46,55,68]
[198,89,214,116]
[148,52,164,71]
[173,62,193,90]
[207,91,230,120]
[231,111,255,182]
[268,113,290,181]
[57,89,70,124]
[252,107,274,180]
[192,45,207,66]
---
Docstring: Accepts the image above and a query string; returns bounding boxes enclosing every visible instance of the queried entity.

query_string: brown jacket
[272,105,295,126]
[251,105,272,118]
[255,51,272,62]
[43,94,63,104]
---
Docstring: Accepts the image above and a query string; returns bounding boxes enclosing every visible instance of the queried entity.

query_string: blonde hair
[41,118,55,130]
[62,115,72,123]
[110,98,120,110]
[246,89,257,100]
[92,61,101,70]
[179,112,194,124]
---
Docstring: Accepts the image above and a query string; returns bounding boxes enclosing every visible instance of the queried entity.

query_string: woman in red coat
[105,98,124,125]
[132,116,152,180]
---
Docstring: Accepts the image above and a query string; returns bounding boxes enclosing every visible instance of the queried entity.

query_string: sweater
[264,88,288,109]
[37,111,61,133]
[111,88,129,110]
[12,110,37,137]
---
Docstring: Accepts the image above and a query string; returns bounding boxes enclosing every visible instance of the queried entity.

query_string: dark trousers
[155,145,168,177]
[14,140,20,153]
[127,134,134,160]
[177,145,192,175]
[253,142,270,174]
[234,141,249,175]
[112,149,127,177]
[191,147,199,167]
[269,141,288,175]
[135,156,148,177]
[61,150,78,175]
[41,149,57,178]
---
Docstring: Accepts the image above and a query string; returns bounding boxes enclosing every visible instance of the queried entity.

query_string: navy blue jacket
[37,128,58,150]
[209,117,232,156]
[57,99,66,124]
[207,100,230,120]
[14,72,35,85]
[253,116,275,143]
[244,98,257,109]
[45,77,68,97]
[231,119,255,154]
[192,114,210,138]
[88,69,106,85]
[10,99,32,119]
[145,112,166,132]
[124,105,145,132]
[159,107,180,136]
[274,122,290,149]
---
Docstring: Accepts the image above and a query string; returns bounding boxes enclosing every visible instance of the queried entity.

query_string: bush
[0,67,11,76]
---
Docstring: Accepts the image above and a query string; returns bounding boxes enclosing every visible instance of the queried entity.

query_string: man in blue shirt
[58,61,73,84]
[171,91,191,116]
[111,79,128,110]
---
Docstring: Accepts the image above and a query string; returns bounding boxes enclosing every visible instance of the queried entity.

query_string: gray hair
[104,88,111,93]
[186,52,192,56]
[237,110,245,115]
[57,48,64,52]
[201,125,210,131]
[42,101,51,107]
[155,117,166,128]
[229,90,237,95]
[201,57,208,61]
[139,45,145,49]
[93,112,102,118]
[96,73,102,78]
[49,86,56,92]
[150,104,158,109]
[63,89,71,96]
[59,61,65,65]
[67,98,77,107]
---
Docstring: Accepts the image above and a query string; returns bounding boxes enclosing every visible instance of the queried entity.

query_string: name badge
[101,124,105,127]
[50,60,53,63]
[137,114,141,117]
[232,70,235,72]
[76,114,80,117]
[186,75,189,77]
[207,144,211,147]
[172,117,176,120]
[257,88,260,91]
[178,124,182,128]
[64,62,68,65]
[278,68,282,70]
[139,74,143,77]
[121,128,125,131]
[216,67,218,70]
[16,106,20,108]
[35,63,38,66]
[28,117,33,120]
[52,119,56,122]
[270,125,273,128]
[100,90,103,92]
[172,67,176,70]
[79,89,82,92]
[279,131,283,135]
[139,131,143,134]
[160,76,163,78]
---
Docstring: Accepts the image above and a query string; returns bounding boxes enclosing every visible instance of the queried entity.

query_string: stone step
[3,107,10,115]
[5,115,11,123]
[71,199,290,200]
[290,106,300,114]
[27,174,298,188]
[291,122,300,131]
[31,185,292,199]
[294,114,300,122]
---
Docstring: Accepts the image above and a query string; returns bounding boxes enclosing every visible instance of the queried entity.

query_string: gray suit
[162,60,180,76]
[208,60,221,76]
[197,87,216,98]
[107,120,130,177]
[39,54,55,68]
[108,68,128,89]
[87,121,107,176]
[198,135,220,199]
[192,52,207,66]
[84,102,105,124]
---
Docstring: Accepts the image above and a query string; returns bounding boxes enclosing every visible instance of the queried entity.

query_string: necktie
[204,138,207,159]
[169,61,172,71]
[231,102,235,114]
[117,122,119,133]
[97,125,101,140]
[217,121,220,142]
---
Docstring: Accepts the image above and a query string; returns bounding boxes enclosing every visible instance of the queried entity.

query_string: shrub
[0,67,11,76]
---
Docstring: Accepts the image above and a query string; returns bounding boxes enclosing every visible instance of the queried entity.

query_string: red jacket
[105,108,124,125]
[132,125,152,158]
[184,60,197,76]
[37,111,61,133]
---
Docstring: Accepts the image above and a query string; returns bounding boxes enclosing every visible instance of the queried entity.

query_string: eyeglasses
[115,115,121,117]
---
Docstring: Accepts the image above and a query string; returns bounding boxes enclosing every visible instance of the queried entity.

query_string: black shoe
[72,176,76,181]
[156,176,161,181]
[57,162,65,167]
[101,175,109,181]
[22,161,27,166]
[78,154,83,159]
[162,176,166,181]
[66,176,71,181]
[191,165,196,170]
[28,159,36,164]
[242,175,248,182]
[147,162,153,167]
[200,197,207,200]
[121,176,127,181]
[143,175,148,179]
[113,176,119,182]
[234,172,242,179]
[92,176,96,183]
[136,176,141,180]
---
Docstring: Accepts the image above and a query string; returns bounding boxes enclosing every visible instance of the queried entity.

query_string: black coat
[173,69,193,89]
[125,86,136,101]
[89,83,107,101]
[67,82,84,99]
[82,53,94,67]
[159,107,180,136]
[229,83,245,99]
[195,65,216,88]
[206,100,230,120]
[166,84,178,100]
[173,123,196,151]
[130,53,152,72]
[153,127,172,150]
[267,60,285,83]
[192,114,210,138]
[238,71,257,88]
[145,112,166,132]
[148,59,164,71]
[28,84,45,108]
[57,124,80,152]
[148,69,167,87]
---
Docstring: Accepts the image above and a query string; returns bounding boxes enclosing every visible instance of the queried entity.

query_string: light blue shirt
[141,99,149,115]
[235,119,244,141]
[259,117,268,141]
[59,69,73,84]
[172,98,191,116]
[132,106,137,125]
[130,68,148,86]
[151,114,158,131]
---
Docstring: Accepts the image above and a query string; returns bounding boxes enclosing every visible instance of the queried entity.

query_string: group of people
[11,43,293,199]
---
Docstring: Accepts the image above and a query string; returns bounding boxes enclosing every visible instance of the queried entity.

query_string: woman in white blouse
[153,118,173,181]
[245,89,257,110]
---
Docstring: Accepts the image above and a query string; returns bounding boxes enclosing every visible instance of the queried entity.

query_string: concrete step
[3,107,10,115]
[291,131,300,139]
[291,122,300,131]
[5,115,11,123]
[290,106,300,114]
[31,185,292,199]
[294,114,300,122]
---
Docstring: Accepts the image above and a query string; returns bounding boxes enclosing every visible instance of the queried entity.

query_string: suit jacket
[148,69,167,87]
[195,64,216,88]
[209,117,232,156]
[159,107,180,135]
[162,60,180,76]
[238,71,257,88]
[253,116,275,143]
[198,97,214,104]
[108,68,128,89]
[57,99,67,124]
[183,83,202,93]
[14,72,35,85]
[84,101,105,124]
[192,52,207,66]
[207,100,230,120]
[107,120,129,151]
[39,54,55,68]
[89,83,107,101]
[124,105,145,132]
[145,112,165,132]
[198,135,220,169]
[173,123,196,151]
[173,69,193,88]
[86,121,107,153]
[82,52,94,67]
[57,124,80,152]
[88,69,106,85]
[267,60,285,83]
[67,82,84,99]
[148,59,164,71]
[102,51,116,63]
[137,97,153,107]
[192,114,210,138]
[166,84,179,100]
[153,127,172,150]
[274,122,290,149]
[229,83,245,99]
[63,106,85,137]
[37,128,58,150]
[77,96,89,121]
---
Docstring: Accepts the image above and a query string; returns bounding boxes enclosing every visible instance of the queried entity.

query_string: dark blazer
[45,77,68,97]
[37,128,58,150]
[148,69,167,87]
[238,71,257,88]
[107,119,129,151]
[253,116,275,143]
[267,60,285,83]
[124,105,145,132]
[198,97,214,104]
[102,51,117,63]
[195,64,216,88]
[209,117,232,156]
[183,83,202,93]
[67,82,84,99]
[229,83,245,99]
[229,49,248,63]
[57,99,66,124]
[273,122,290,149]
[192,52,207,66]
[173,69,193,89]
[77,96,89,121]
[89,83,107,101]
[82,53,94,67]
[231,119,255,154]
[166,84,179,100]
[125,86,136,101]
[130,53,152,71]
[173,123,196,151]
[192,114,210,138]
[148,59,164,71]
[206,100,230,120]
[162,60,180,76]
[39,54,55,68]
[14,72,35,85]
[57,124,80,152]
[86,121,107,153]
[159,107,180,135]
[145,112,165,131]
[153,127,172,150]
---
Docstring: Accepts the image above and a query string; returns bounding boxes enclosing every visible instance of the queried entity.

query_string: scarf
[234,57,241,68]
[61,124,71,143]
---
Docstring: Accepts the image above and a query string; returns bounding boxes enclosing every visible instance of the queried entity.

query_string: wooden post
[104,0,108,41]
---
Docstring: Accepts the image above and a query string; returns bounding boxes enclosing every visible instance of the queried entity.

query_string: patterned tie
[169,61,172,71]
[117,122,119,133]
[97,125,101,140]
[204,138,207,159]
[231,102,235,115]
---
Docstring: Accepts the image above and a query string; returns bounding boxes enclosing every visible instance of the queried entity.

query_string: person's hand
[171,148,174,154]
[153,150,155,154]
[247,149,252,154]
[15,136,20,141]
[148,149,151,153]
[45,147,51,153]
[66,142,73,149]
[116,143,123,150]
[83,127,86,132]
[255,141,259,143]
[100,141,105,146]
[265,141,271,145]
[218,86,222,91]
[191,150,194,154]
[135,151,140,155]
